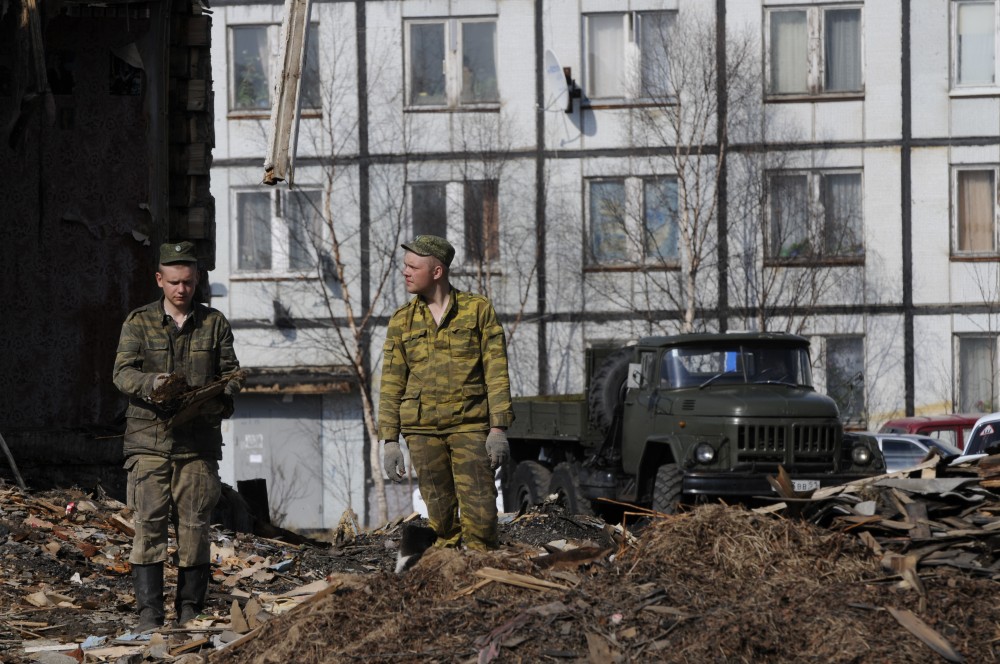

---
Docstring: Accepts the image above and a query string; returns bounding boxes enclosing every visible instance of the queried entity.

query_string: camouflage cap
[401,235,454,267]
[159,241,198,265]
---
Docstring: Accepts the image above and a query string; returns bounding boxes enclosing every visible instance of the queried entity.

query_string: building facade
[208,0,1000,528]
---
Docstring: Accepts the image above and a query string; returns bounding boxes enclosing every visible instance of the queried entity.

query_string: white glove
[485,430,509,470]
[383,441,406,482]
[152,373,170,391]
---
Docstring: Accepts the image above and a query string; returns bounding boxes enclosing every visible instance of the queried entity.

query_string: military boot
[132,562,165,632]
[175,564,211,626]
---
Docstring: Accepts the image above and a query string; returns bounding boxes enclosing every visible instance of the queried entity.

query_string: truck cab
[618,333,881,510]
[503,332,883,514]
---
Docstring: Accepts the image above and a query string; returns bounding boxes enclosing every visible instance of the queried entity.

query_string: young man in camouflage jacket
[378,235,514,551]
[113,241,243,631]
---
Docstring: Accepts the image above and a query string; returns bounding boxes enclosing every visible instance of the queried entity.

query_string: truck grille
[736,423,839,466]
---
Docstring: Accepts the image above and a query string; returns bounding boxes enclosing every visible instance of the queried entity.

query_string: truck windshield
[660,344,813,389]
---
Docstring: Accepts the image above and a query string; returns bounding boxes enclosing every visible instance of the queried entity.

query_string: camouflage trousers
[406,431,497,551]
[126,455,221,566]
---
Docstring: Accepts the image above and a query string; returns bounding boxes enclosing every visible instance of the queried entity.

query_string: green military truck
[502,332,883,514]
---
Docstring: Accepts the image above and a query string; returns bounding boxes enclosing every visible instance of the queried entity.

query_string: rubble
[2,453,1000,662]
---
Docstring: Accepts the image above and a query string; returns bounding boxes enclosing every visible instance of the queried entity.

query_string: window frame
[824,335,865,426]
[406,180,503,269]
[585,175,680,270]
[232,187,325,279]
[764,4,865,101]
[956,334,1000,413]
[951,0,999,94]
[764,168,865,266]
[403,17,500,111]
[581,10,678,106]
[227,23,322,117]
[952,165,1000,258]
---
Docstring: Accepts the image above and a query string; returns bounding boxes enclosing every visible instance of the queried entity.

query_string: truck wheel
[548,462,594,516]
[505,461,552,512]
[652,463,682,514]
[588,346,634,433]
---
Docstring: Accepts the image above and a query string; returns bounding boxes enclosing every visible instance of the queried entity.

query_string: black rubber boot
[175,564,211,626]
[132,562,165,632]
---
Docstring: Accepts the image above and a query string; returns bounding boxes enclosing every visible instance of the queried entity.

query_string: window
[954,168,998,254]
[230,24,320,112]
[958,335,999,413]
[767,170,863,263]
[584,11,675,101]
[464,181,499,263]
[235,189,322,273]
[587,177,679,266]
[826,337,864,424]
[406,18,498,108]
[954,1,997,87]
[767,6,862,96]
[410,183,447,238]
[408,181,501,265]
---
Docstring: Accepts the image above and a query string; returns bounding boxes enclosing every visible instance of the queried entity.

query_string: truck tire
[588,346,634,433]
[652,463,682,514]
[548,462,594,516]
[505,461,552,512]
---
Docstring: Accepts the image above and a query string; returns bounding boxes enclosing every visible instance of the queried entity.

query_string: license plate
[792,479,820,492]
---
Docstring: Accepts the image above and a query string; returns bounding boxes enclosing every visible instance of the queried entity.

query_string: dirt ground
[2,479,999,663]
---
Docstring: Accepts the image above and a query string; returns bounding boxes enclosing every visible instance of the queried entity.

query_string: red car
[878,414,980,451]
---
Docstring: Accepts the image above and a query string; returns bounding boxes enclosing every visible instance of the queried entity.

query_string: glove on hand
[383,441,406,482]
[485,430,510,470]
[152,373,170,391]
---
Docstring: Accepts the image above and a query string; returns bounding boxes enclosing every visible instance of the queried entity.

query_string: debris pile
[4,453,1000,662]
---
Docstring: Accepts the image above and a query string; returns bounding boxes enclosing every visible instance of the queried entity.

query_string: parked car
[878,413,980,450]
[861,432,961,473]
[963,412,1000,456]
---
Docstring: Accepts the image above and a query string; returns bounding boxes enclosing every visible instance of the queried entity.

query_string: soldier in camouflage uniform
[113,241,243,631]
[379,235,514,551]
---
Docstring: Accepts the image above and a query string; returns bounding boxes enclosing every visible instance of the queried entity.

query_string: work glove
[152,373,170,391]
[383,441,406,482]
[485,430,509,470]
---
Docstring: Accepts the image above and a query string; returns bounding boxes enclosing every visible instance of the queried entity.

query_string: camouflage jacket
[378,289,514,441]
[113,298,242,460]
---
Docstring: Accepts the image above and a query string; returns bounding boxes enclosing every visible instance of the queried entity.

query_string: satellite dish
[543,49,580,114]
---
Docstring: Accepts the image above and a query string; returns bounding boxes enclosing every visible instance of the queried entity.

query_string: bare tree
[450,112,539,344]
[616,10,740,334]
[266,25,411,527]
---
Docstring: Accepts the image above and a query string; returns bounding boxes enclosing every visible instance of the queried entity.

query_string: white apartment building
[207,0,1000,528]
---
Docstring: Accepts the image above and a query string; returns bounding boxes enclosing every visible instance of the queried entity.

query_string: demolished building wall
[0,0,216,498]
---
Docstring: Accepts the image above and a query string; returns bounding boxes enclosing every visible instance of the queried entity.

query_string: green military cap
[160,241,198,265]
[401,235,455,267]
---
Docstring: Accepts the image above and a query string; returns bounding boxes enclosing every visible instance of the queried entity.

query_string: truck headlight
[695,443,716,464]
[851,444,872,465]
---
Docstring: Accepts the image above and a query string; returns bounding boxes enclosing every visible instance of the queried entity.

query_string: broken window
[767,170,864,263]
[406,18,498,108]
[767,6,862,96]
[954,168,997,254]
[584,11,676,101]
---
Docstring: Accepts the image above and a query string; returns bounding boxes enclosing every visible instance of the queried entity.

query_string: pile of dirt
[5,460,1000,663]
[207,506,1000,663]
